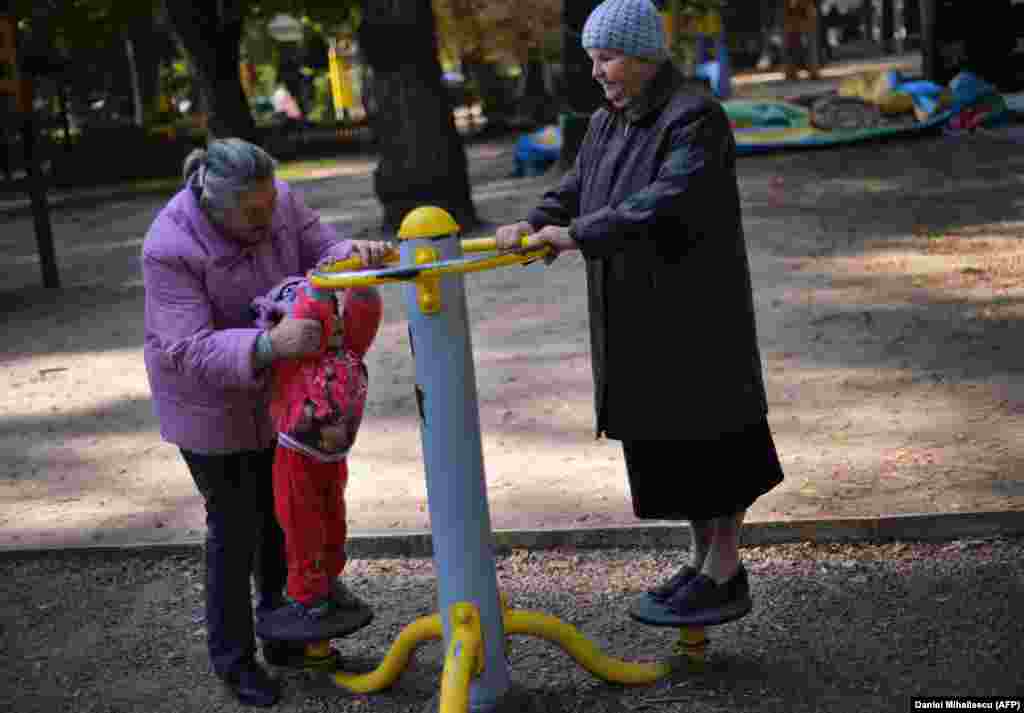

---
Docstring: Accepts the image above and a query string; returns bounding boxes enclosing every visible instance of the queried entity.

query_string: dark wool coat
[526,62,768,441]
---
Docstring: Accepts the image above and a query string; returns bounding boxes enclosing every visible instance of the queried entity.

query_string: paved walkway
[3,51,1024,556]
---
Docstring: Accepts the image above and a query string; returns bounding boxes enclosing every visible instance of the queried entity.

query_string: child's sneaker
[255,596,371,641]
[261,639,339,671]
[329,579,371,612]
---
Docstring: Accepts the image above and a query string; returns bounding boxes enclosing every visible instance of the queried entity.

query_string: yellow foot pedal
[301,640,341,671]
[673,626,709,666]
[263,639,341,671]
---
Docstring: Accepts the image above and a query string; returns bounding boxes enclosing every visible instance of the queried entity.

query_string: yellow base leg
[296,640,339,671]
[673,626,709,669]
[306,640,332,658]
[332,595,686,708]
[332,614,443,693]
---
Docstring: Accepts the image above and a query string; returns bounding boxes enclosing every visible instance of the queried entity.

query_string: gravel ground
[3,536,1022,713]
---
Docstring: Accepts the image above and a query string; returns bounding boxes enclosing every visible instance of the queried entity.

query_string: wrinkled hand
[495,221,536,252]
[351,240,394,268]
[518,225,578,265]
[268,315,321,359]
[251,295,289,331]
[495,222,577,264]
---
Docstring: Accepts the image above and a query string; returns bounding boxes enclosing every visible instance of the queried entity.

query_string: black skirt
[621,417,785,521]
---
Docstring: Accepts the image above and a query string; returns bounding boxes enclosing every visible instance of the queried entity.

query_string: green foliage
[434,0,562,66]
[673,0,726,15]
[13,0,160,55]
[307,73,332,121]
[248,0,359,35]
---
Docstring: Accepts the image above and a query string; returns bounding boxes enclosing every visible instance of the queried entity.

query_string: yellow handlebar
[310,236,551,290]
[321,237,536,273]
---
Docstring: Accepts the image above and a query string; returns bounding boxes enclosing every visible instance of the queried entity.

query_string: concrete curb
[2,510,1022,562]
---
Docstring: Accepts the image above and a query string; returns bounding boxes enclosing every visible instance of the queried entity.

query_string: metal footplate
[628,593,752,628]
[255,604,374,642]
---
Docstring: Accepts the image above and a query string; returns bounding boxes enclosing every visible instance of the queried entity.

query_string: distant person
[783,0,822,80]
[141,138,388,706]
[272,85,303,121]
[824,4,843,60]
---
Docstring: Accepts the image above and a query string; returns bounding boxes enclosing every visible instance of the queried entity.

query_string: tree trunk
[560,0,604,170]
[462,59,515,126]
[861,0,874,43]
[881,0,895,53]
[904,0,921,38]
[920,0,936,80]
[125,39,145,127]
[130,14,174,121]
[163,0,256,141]
[277,43,307,117]
[519,50,554,126]
[358,0,477,235]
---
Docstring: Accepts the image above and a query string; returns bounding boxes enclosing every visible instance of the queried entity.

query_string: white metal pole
[399,234,511,711]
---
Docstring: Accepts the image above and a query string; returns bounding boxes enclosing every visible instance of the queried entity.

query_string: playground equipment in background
[692,22,733,101]
[305,206,733,712]
[513,124,562,178]
[662,6,733,100]
[723,70,1012,154]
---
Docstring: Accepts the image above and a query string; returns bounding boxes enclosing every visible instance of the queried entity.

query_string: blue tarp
[511,73,1017,169]
[514,125,562,177]
[728,71,1011,155]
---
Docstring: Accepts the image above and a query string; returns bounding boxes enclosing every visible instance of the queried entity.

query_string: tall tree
[560,0,604,169]
[434,0,560,122]
[163,0,256,140]
[358,0,476,234]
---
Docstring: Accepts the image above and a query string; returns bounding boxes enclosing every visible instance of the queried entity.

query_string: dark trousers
[180,448,288,677]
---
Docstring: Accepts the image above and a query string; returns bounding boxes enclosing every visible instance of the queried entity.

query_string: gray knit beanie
[582,0,668,61]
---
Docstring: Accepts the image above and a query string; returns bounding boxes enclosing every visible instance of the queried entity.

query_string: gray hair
[182,138,278,223]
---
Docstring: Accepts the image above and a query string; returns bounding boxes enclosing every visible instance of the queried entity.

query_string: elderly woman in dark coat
[496,0,784,623]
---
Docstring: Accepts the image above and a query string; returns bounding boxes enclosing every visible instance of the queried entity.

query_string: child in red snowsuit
[252,277,383,632]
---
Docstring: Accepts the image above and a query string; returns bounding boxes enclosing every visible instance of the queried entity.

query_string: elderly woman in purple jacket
[497,0,784,627]
[142,138,388,706]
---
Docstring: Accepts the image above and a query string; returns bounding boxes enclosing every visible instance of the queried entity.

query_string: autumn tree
[163,0,356,139]
[358,0,476,233]
[434,0,561,123]
[160,0,260,140]
[12,0,173,127]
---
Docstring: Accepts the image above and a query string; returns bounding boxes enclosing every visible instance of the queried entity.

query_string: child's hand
[320,422,351,452]
[268,316,322,359]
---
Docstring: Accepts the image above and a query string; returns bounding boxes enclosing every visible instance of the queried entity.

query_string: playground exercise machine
[661,5,732,100]
[271,206,742,712]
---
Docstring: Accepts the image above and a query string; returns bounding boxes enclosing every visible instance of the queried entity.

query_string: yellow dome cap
[397,206,461,240]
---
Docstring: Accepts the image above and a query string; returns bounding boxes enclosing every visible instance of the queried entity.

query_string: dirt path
[2,129,1023,551]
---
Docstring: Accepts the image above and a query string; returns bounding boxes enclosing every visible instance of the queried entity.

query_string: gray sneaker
[646,565,699,603]
[329,579,370,611]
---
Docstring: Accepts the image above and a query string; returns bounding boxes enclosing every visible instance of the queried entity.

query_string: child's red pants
[272,448,349,605]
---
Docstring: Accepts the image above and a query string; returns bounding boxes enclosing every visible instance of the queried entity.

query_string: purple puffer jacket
[142,176,354,454]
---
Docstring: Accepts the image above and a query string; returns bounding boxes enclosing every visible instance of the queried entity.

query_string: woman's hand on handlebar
[495,221,536,252]
[351,240,393,268]
[497,222,577,264]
